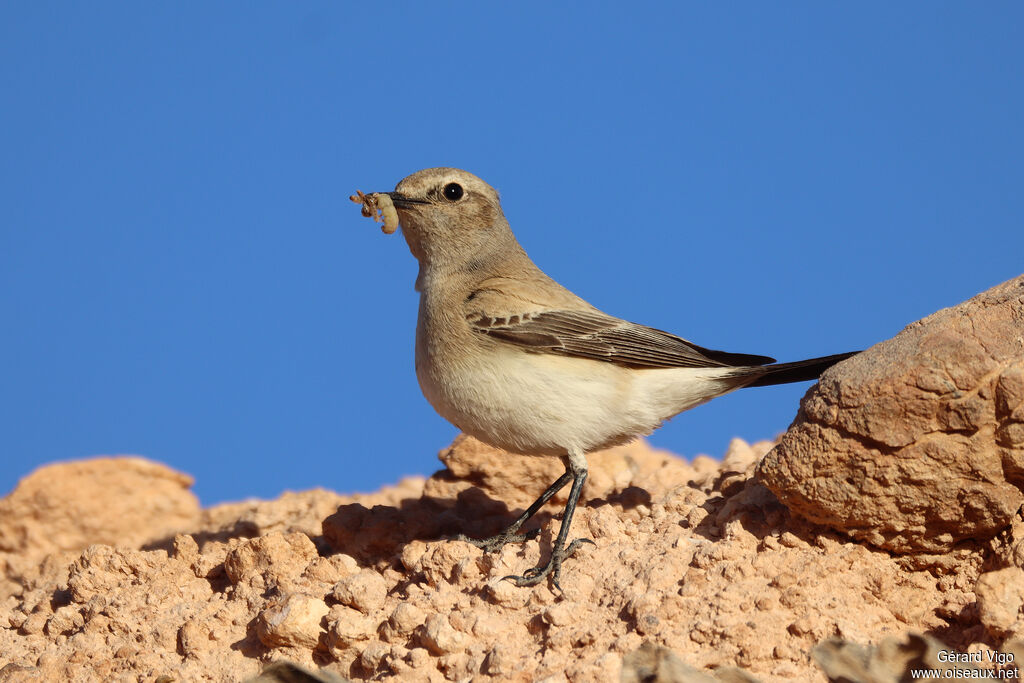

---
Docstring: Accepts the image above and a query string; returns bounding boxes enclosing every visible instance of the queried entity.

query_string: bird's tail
[743,351,859,388]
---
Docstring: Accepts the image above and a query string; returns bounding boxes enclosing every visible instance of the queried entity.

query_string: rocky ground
[0,437,1006,683]
[1,275,1022,682]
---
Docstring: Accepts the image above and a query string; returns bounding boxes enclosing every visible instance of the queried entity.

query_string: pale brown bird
[362,167,856,589]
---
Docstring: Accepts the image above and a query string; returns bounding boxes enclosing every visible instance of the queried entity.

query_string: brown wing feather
[468,309,776,369]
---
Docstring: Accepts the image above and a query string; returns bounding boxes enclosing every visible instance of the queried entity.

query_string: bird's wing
[464,280,775,370]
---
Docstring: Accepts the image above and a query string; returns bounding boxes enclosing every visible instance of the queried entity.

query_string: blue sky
[2,4,1022,504]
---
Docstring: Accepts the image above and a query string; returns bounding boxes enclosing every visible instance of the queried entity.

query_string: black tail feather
[745,351,859,388]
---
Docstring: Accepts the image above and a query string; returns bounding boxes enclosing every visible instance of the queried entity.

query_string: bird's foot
[502,537,595,591]
[452,527,541,554]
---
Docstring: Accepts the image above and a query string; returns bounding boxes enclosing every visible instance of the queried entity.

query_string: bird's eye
[442,183,464,201]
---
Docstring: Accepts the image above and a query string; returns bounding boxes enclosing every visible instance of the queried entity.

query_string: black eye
[443,183,464,201]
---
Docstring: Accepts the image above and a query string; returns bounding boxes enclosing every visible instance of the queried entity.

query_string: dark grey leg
[455,468,573,553]
[503,450,594,591]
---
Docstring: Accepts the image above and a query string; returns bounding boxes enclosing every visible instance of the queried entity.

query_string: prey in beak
[350,190,423,234]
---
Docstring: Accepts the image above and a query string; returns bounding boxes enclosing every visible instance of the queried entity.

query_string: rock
[386,602,426,638]
[325,605,376,650]
[759,276,1024,553]
[256,593,330,650]
[330,570,387,614]
[321,501,439,564]
[0,456,199,562]
[419,613,466,656]
[9,542,261,680]
[423,433,679,513]
[224,532,319,590]
[202,488,352,540]
[976,567,1024,636]
[0,430,1007,680]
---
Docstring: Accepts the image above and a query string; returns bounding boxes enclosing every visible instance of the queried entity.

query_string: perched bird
[358,167,856,589]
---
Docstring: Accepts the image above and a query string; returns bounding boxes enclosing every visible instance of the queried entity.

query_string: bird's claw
[500,536,595,591]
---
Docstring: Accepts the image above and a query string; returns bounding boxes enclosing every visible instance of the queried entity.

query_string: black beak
[386,192,429,209]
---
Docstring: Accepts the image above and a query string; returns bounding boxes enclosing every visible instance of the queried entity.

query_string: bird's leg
[455,469,573,553]
[503,450,594,591]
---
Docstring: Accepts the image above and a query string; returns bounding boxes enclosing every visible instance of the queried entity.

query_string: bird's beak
[386,192,429,209]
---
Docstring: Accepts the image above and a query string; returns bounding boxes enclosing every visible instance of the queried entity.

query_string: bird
[357,167,857,590]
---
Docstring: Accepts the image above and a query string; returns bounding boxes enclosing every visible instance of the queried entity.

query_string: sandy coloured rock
[0,456,199,598]
[256,592,330,650]
[758,275,1024,553]
[0,434,1003,682]
[224,531,319,589]
[975,567,1024,637]
[331,569,388,614]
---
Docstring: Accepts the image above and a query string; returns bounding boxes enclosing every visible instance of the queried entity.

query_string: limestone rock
[0,433,1009,680]
[0,456,199,561]
[256,593,330,650]
[975,567,1024,636]
[224,532,319,590]
[330,570,387,614]
[759,276,1024,553]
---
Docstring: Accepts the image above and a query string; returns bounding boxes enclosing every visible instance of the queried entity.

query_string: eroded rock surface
[0,436,1012,682]
[0,457,200,599]
[758,276,1024,553]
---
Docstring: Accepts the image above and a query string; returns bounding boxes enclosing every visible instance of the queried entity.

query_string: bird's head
[380,168,515,269]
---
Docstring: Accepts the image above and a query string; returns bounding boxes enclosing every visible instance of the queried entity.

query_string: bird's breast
[414,315,645,455]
